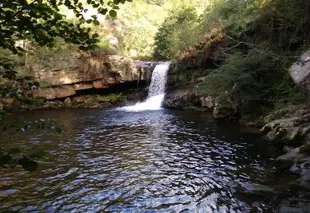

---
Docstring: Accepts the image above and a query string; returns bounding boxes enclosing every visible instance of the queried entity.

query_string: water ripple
[0,109,277,212]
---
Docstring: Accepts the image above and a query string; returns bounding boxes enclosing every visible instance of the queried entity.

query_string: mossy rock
[299,143,310,155]
[236,182,274,200]
[84,94,123,105]
[287,127,305,147]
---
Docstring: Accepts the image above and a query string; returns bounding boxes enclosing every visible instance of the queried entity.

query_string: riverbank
[0,89,148,112]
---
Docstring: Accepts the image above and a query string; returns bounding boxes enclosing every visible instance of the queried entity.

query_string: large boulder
[235,182,274,198]
[212,91,239,120]
[163,89,200,109]
[290,50,310,97]
[200,96,215,108]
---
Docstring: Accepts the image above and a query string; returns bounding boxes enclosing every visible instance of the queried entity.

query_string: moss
[289,127,302,141]
[299,143,310,154]
[84,94,123,105]
[21,97,46,107]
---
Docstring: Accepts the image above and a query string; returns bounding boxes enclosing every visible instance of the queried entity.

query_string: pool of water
[0,109,279,212]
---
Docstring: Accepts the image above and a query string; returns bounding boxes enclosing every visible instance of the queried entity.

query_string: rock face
[200,96,214,108]
[32,85,76,100]
[236,182,274,198]
[34,55,152,86]
[259,104,310,194]
[261,105,310,145]
[29,55,155,100]
[163,89,200,109]
[290,50,310,98]
[163,88,238,119]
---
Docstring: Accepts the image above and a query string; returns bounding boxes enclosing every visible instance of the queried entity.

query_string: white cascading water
[119,62,170,112]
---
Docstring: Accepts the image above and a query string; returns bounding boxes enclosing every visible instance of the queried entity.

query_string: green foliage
[0,0,130,106]
[198,51,303,115]
[154,7,202,59]
[0,0,130,53]
[84,93,123,104]
[111,0,168,58]
[159,0,310,118]
[202,0,261,33]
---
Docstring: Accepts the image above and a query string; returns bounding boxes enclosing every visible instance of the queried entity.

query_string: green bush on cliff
[154,7,202,59]
[198,50,303,115]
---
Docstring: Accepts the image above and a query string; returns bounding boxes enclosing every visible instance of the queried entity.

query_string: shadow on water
[0,108,281,212]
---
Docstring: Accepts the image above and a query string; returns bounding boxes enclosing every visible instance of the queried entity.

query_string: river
[0,108,281,212]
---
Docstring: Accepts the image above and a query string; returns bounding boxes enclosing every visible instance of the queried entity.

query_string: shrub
[198,51,303,115]
[154,7,202,59]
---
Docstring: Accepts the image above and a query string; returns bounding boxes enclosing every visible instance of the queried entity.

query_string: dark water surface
[0,109,279,212]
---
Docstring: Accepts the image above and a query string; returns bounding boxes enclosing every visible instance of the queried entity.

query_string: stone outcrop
[261,105,310,146]
[163,88,200,109]
[163,88,238,119]
[259,104,310,194]
[200,96,214,109]
[290,50,310,98]
[32,85,76,100]
[29,55,156,100]
[33,55,152,86]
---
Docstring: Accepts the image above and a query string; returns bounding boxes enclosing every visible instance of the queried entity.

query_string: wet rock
[290,50,310,98]
[276,144,310,175]
[167,74,178,86]
[299,143,310,155]
[276,198,310,213]
[106,76,117,84]
[213,95,238,120]
[236,182,274,198]
[200,96,214,108]
[64,97,72,107]
[213,104,236,120]
[45,100,64,108]
[261,105,310,146]
[89,103,102,108]
[93,80,109,89]
[277,205,309,213]
[73,82,93,91]
[163,89,200,109]
[73,96,88,104]
[276,148,306,171]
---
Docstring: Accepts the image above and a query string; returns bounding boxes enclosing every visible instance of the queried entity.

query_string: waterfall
[119,62,170,112]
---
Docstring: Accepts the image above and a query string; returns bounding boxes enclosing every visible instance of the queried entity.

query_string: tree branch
[226,35,299,59]
[0,0,39,25]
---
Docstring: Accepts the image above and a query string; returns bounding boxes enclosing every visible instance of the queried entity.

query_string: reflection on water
[0,109,278,212]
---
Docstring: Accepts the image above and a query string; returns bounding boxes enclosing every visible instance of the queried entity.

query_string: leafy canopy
[0,0,130,53]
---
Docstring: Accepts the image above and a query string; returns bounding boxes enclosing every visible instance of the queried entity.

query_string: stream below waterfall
[0,108,290,212]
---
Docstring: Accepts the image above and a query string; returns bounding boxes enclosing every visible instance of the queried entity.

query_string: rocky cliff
[290,50,310,99]
[28,54,156,100]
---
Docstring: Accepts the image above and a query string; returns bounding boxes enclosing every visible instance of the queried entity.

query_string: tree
[0,0,130,53]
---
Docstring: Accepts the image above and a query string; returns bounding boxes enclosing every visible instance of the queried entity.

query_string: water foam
[119,62,170,112]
